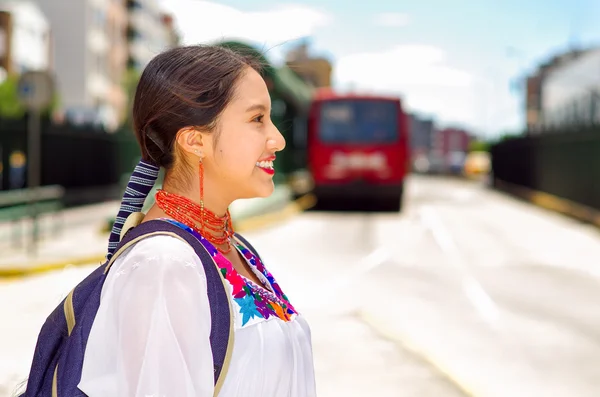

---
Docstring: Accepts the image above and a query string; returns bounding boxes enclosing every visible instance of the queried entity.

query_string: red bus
[306,90,409,211]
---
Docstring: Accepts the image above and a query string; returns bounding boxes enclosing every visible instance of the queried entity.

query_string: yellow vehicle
[463,151,490,178]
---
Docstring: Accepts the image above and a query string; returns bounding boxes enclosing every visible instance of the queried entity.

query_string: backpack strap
[104,218,234,395]
[233,232,262,260]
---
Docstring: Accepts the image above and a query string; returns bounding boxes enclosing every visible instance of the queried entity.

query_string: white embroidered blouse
[78,234,317,397]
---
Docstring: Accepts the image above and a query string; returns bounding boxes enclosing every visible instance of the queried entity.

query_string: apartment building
[0,0,51,78]
[285,42,333,88]
[126,0,177,71]
[36,0,129,131]
[524,47,596,132]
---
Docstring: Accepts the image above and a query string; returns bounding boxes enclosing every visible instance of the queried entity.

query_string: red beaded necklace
[155,189,234,253]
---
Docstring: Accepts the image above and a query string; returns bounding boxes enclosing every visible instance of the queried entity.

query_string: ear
[175,127,206,157]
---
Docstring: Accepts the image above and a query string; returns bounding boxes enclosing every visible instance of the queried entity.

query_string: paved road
[251,175,600,396]
[4,175,600,396]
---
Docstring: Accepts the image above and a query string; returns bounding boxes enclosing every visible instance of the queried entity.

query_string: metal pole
[27,109,41,255]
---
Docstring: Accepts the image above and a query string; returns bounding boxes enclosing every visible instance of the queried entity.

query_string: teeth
[256,160,274,169]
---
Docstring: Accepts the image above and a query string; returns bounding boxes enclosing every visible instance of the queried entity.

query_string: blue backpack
[19,218,258,397]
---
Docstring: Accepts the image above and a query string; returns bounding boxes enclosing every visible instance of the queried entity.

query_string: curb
[359,310,479,397]
[0,254,107,279]
[234,193,316,232]
[493,179,600,227]
[0,193,316,280]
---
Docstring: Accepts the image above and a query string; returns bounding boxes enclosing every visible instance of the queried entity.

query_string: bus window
[319,100,399,144]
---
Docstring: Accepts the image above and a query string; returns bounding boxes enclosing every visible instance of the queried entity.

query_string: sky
[158,0,600,138]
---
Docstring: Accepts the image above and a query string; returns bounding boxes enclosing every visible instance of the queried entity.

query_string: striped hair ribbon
[106,159,160,260]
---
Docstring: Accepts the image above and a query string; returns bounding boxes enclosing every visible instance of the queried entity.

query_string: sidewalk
[0,185,313,278]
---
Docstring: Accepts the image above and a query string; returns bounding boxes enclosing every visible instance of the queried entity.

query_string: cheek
[215,132,262,172]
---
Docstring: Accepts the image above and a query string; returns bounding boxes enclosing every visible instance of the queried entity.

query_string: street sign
[16,70,55,254]
[17,71,54,111]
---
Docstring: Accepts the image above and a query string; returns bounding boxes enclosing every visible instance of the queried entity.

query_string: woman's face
[202,67,286,202]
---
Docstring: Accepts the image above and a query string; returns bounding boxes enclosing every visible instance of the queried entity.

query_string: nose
[267,124,286,152]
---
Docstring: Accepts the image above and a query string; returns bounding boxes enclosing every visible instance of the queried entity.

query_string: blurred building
[430,128,472,174]
[406,115,472,175]
[0,0,51,78]
[525,73,543,129]
[160,13,179,50]
[126,0,178,71]
[408,114,435,173]
[524,47,595,132]
[36,0,130,131]
[540,47,600,129]
[285,42,332,88]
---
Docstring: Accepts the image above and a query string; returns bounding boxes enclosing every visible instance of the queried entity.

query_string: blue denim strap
[106,159,160,260]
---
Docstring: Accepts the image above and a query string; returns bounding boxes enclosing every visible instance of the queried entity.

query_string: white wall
[36,0,89,110]
[129,0,171,69]
[0,1,50,72]
[542,49,600,126]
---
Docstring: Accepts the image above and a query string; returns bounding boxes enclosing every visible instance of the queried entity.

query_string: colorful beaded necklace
[155,189,234,253]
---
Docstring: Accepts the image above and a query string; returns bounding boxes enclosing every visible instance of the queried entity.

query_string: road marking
[327,246,391,295]
[451,188,477,202]
[419,205,501,328]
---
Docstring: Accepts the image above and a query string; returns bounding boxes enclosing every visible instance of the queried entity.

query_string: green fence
[491,125,600,209]
[0,118,141,206]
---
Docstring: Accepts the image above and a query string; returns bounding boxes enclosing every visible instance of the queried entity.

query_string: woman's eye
[253,114,264,123]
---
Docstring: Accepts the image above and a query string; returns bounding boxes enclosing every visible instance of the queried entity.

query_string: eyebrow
[245,104,268,113]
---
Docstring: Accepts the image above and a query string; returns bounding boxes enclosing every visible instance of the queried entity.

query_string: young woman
[77,45,317,396]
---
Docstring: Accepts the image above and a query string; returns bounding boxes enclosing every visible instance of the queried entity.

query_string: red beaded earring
[199,158,204,223]
[195,150,204,206]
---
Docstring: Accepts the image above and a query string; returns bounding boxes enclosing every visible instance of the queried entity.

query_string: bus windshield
[318,99,399,144]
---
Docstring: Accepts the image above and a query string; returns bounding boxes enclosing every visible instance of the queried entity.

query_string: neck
[153,186,234,253]
[161,176,231,217]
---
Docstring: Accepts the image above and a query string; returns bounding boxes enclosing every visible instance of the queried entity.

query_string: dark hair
[132,44,264,169]
[104,44,265,259]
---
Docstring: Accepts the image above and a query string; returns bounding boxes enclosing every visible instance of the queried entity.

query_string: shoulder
[108,234,201,277]
[126,234,195,256]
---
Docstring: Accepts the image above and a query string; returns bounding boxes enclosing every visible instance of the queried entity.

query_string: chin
[238,181,274,200]
[254,182,275,198]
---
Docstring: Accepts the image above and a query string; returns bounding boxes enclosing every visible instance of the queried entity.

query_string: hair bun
[145,126,168,165]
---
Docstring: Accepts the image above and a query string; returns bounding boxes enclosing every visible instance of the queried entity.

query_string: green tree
[0,74,60,119]
[0,75,26,118]
[468,139,491,152]
[495,131,523,144]
[122,67,141,130]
